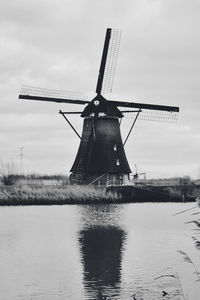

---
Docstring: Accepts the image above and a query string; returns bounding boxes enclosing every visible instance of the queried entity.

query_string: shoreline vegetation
[0,181,198,206]
[0,185,120,206]
[0,166,199,205]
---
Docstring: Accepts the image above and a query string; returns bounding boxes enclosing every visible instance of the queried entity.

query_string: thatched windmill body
[19,28,179,185]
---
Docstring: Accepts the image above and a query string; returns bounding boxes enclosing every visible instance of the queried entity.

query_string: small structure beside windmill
[19,28,179,186]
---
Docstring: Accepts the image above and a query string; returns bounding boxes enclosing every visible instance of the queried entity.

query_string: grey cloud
[0,0,199,177]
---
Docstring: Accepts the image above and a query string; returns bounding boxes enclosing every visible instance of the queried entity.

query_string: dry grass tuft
[0,184,121,205]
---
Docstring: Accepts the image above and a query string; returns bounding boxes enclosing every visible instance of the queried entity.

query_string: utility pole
[19,147,24,174]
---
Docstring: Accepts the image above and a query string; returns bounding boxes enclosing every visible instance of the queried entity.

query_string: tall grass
[0,162,19,185]
[174,197,200,299]
[154,272,186,299]
[0,185,121,205]
[178,250,200,282]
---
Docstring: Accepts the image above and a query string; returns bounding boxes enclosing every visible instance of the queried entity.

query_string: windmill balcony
[106,174,130,188]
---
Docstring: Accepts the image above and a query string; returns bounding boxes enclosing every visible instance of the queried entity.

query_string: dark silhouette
[162,290,168,297]
[19,28,179,185]
[79,225,125,299]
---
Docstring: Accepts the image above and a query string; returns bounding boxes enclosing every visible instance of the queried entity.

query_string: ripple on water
[0,203,199,299]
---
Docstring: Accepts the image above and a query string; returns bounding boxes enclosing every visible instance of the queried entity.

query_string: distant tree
[180,176,192,185]
[0,162,19,186]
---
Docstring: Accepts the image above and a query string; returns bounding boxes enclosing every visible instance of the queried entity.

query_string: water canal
[0,203,199,299]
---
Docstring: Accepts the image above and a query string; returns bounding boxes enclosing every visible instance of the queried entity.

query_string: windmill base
[70,173,130,186]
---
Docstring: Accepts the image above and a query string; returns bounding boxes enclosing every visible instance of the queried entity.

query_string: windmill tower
[19,28,179,185]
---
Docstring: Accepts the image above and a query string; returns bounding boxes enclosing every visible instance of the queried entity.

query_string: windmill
[19,28,179,185]
[133,164,146,181]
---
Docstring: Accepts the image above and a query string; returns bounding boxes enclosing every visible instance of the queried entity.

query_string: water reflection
[78,205,126,299]
[0,204,199,300]
[79,204,124,228]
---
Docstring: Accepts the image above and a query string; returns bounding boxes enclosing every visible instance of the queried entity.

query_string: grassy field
[0,167,199,205]
[0,183,198,206]
[0,184,121,206]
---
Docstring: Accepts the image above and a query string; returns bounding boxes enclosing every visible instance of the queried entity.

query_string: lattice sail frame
[119,107,179,123]
[20,85,90,102]
[101,29,121,95]
[19,28,179,124]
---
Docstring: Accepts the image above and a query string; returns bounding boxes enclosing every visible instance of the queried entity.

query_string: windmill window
[113,144,117,151]
[94,100,99,106]
[99,112,106,117]
[116,159,120,166]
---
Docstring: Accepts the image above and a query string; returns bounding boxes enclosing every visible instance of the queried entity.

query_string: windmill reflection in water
[78,205,126,299]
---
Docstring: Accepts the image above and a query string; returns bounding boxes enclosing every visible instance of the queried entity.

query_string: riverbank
[108,184,198,202]
[0,185,121,205]
[0,183,197,205]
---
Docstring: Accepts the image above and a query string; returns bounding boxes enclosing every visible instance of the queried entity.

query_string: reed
[0,184,121,205]
[177,250,200,282]
[174,197,200,299]
[0,162,19,186]
[154,273,186,299]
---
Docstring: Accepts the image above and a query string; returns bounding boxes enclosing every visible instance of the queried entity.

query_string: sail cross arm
[19,94,89,105]
[108,99,179,123]
[109,99,179,112]
[96,28,121,95]
[19,85,90,105]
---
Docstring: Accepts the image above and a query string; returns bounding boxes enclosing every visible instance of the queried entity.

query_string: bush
[0,162,19,186]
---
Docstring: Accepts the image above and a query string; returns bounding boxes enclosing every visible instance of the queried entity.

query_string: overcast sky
[0,0,200,178]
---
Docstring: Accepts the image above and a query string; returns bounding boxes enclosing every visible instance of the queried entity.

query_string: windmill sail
[96,28,121,95]
[108,99,179,122]
[19,28,180,185]
[19,85,90,105]
[121,108,179,122]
